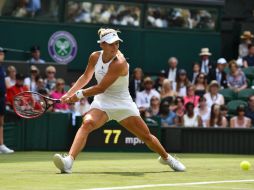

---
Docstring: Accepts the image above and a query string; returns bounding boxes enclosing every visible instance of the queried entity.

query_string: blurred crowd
[147,6,216,29]
[1,30,254,129]
[66,2,141,27]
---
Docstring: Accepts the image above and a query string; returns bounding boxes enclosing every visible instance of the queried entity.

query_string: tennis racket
[13,91,61,119]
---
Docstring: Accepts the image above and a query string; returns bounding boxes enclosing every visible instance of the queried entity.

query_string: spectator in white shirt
[136,77,160,115]
[27,45,45,64]
[204,80,224,109]
[165,57,178,82]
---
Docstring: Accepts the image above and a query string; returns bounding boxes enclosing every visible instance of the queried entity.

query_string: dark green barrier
[161,127,254,154]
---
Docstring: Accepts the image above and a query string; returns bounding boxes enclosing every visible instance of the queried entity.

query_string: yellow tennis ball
[240,161,251,171]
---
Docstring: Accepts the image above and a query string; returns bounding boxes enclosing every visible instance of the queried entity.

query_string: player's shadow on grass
[73,171,172,176]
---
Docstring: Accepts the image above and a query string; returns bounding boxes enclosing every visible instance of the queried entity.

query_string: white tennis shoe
[53,154,73,174]
[0,144,14,154]
[158,154,186,172]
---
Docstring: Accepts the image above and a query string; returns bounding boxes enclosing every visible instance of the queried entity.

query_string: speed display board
[75,117,161,151]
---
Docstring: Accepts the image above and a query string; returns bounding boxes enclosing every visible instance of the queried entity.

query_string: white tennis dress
[90,51,140,121]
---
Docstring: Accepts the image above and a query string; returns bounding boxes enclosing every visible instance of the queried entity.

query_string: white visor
[97,32,123,44]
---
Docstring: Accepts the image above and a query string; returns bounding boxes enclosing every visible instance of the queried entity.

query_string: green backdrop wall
[0,20,221,73]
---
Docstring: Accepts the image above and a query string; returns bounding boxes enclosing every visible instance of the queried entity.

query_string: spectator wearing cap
[24,65,40,91]
[129,67,144,101]
[5,65,17,89]
[165,57,178,82]
[204,80,224,109]
[243,44,254,67]
[173,69,190,97]
[0,47,14,153]
[227,60,247,92]
[199,48,216,83]
[154,70,166,92]
[135,77,160,115]
[239,31,253,58]
[214,58,228,89]
[6,73,29,108]
[27,45,45,64]
[230,105,251,128]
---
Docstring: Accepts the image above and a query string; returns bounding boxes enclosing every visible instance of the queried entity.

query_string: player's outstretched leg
[53,109,108,174]
[120,116,186,172]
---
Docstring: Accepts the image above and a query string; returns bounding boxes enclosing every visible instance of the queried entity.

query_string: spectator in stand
[0,47,14,153]
[194,73,207,97]
[145,96,160,118]
[50,78,69,112]
[214,58,228,89]
[160,79,177,102]
[230,105,251,128]
[227,60,247,92]
[24,65,40,91]
[27,45,45,64]
[239,31,253,58]
[220,105,229,122]
[154,70,166,92]
[6,73,29,108]
[166,57,178,82]
[204,80,224,109]
[243,44,254,67]
[199,48,216,83]
[194,96,210,127]
[44,65,56,92]
[159,100,176,127]
[245,95,254,125]
[191,62,200,84]
[5,65,16,89]
[183,84,200,107]
[206,104,227,128]
[129,67,143,101]
[35,76,48,93]
[182,102,202,127]
[174,96,185,126]
[136,77,160,116]
[173,69,190,97]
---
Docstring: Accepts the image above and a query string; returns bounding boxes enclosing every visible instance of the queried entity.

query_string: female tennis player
[53,28,186,173]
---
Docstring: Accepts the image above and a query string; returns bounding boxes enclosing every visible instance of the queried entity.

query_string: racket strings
[13,92,47,118]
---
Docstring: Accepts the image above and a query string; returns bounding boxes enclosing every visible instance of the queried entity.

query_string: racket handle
[56,100,61,103]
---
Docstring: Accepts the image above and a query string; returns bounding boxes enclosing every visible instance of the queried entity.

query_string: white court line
[80,179,254,190]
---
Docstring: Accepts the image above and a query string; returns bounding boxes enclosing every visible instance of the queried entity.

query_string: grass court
[0,152,254,190]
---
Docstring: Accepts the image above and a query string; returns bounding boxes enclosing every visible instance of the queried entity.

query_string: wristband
[75,90,84,99]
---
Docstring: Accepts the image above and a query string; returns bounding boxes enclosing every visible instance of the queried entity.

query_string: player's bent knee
[81,119,97,133]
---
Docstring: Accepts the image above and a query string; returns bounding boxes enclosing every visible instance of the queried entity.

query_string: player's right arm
[61,52,99,101]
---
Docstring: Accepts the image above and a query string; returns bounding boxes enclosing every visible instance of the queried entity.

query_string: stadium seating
[237,88,254,101]
[242,67,254,80]
[219,88,237,102]
[227,100,248,114]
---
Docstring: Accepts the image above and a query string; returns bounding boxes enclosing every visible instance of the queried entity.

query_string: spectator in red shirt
[6,73,29,108]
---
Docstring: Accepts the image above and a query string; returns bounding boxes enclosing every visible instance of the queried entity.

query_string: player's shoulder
[88,51,101,64]
[113,51,127,66]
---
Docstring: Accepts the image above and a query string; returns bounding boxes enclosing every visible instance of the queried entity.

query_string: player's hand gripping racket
[13,91,60,119]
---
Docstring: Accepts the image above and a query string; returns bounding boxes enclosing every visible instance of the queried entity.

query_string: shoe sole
[53,154,72,174]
